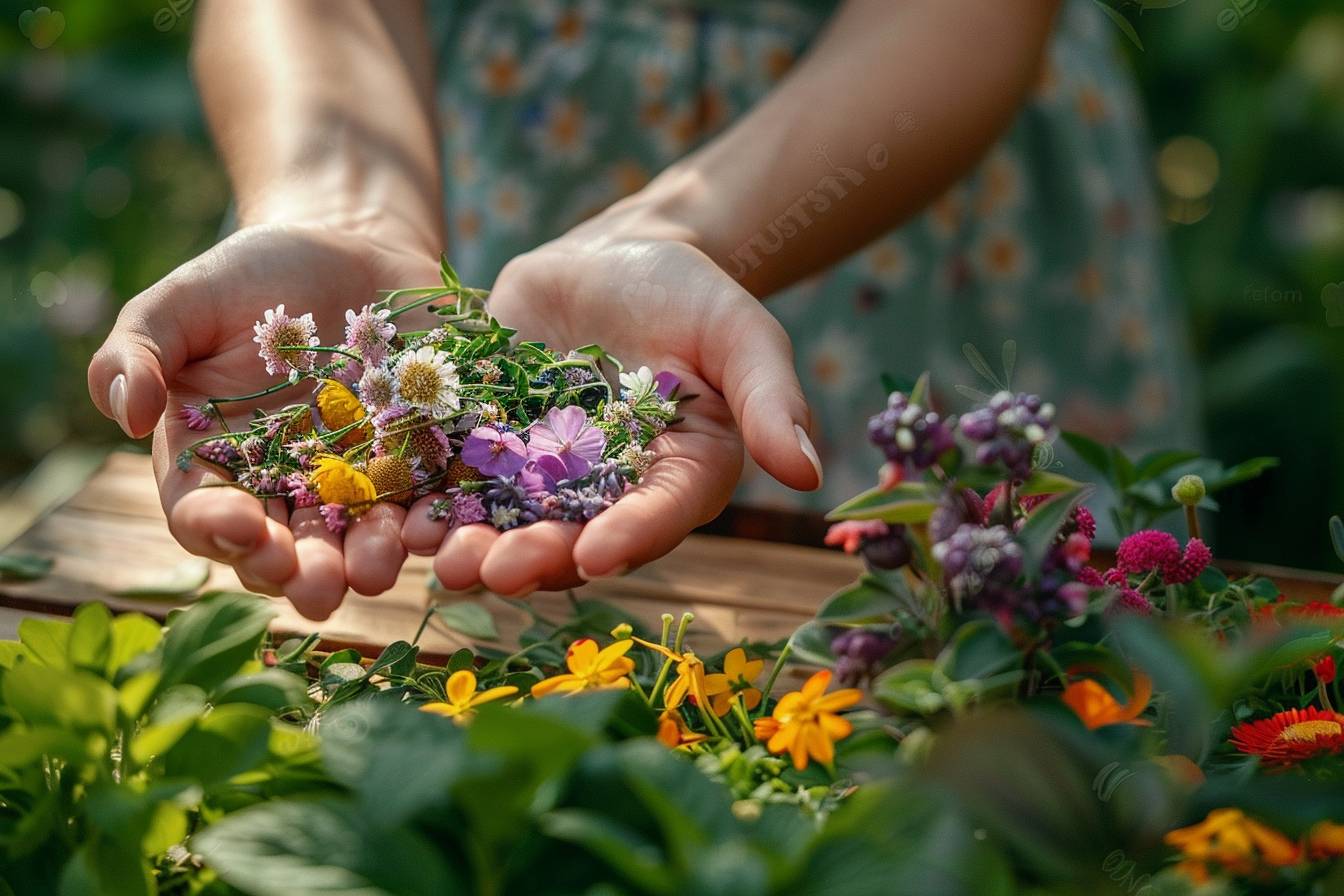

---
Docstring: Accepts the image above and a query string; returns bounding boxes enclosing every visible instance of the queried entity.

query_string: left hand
[400,212,823,596]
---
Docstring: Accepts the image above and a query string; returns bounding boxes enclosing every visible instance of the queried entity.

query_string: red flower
[1315,655,1337,685]
[1284,601,1344,621]
[1230,707,1344,766]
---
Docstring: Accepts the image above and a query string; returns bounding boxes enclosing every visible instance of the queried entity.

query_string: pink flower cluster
[1114,529,1213,586]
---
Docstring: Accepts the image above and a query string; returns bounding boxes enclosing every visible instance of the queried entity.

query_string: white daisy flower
[393,346,461,418]
[619,365,656,401]
[357,364,399,412]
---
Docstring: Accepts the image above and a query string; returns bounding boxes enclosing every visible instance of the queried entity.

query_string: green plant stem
[1184,505,1202,541]
[278,344,363,363]
[757,644,793,716]
[210,378,301,405]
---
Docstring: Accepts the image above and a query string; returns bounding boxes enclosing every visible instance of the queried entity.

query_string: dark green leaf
[366,640,419,679]
[0,553,52,581]
[158,592,275,694]
[825,482,938,523]
[939,621,1020,681]
[1019,469,1084,497]
[1133,449,1202,481]
[786,621,837,666]
[817,577,904,622]
[433,601,498,641]
[162,704,274,786]
[194,798,460,896]
[1017,487,1089,582]
[1329,516,1344,566]
[1060,431,1111,480]
[212,668,309,711]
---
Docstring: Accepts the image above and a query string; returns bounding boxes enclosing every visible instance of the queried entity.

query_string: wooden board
[0,452,860,660]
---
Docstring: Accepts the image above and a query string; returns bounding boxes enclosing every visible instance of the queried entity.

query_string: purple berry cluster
[956,391,1057,480]
[867,392,956,471]
[932,523,1024,618]
[831,627,900,686]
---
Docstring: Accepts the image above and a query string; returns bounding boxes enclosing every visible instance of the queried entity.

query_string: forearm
[615,0,1060,297]
[192,0,444,252]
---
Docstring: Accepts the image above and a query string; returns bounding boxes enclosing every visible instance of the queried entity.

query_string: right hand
[88,218,441,619]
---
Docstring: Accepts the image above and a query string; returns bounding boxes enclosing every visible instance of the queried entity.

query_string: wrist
[590,165,711,254]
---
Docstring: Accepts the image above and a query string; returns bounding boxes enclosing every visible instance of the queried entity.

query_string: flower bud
[610,623,633,640]
[1171,474,1206,507]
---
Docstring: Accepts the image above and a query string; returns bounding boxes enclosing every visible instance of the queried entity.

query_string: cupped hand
[89,219,441,619]
[401,223,823,596]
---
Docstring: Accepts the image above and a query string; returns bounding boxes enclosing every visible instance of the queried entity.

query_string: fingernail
[577,563,628,581]
[503,581,540,598]
[795,424,824,489]
[109,373,133,437]
[213,535,252,557]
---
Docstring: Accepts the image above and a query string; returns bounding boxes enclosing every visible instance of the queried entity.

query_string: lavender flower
[344,304,395,365]
[196,439,241,466]
[867,392,955,471]
[653,370,681,399]
[957,391,1057,480]
[253,304,318,376]
[462,426,528,477]
[526,405,606,480]
[319,503,348,535]
[282,472,320,508]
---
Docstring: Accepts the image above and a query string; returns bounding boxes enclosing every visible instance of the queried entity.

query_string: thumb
[699,291,822,492]
[88,283,192,439]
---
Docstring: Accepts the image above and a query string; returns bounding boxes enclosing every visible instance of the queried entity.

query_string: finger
[265,497,291,527]
[283,507,348,620]
[433,524,498,592]
[88,269,216,439]
[402,493,450,555]
[344,503,408,596]
[698,290,822,492]
[480,522,583,596]
[236,569,285,598]
[574,428,740,578]
[232,517,299,589]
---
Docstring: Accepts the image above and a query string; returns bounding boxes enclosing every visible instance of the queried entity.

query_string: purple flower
[196,439,240,466]
[526,405,606,480]
[180,403,213,432]
[653,370,681,400]
[283,473,320,508]
[344,304,395,365]
[449,492,487,528]
[831,628,899,685]
[518,453,569,495]
[956,391,1057,480]
[319,503,348,535]
[461,426,528,477]
[252,304,318,377]
[868,391,956,471]
[933,523,1024,623]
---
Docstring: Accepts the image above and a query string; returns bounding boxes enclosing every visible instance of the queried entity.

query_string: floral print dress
[428,0,1198,516]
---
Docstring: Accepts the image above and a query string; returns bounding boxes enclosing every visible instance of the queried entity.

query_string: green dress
[428,0,1197,518]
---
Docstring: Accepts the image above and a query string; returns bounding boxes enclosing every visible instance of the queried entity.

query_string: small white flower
[357,365,399,411]
[253,304,319,377]
[619,365,656,400]
[393,346,461,418]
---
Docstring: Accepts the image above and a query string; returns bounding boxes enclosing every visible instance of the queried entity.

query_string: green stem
[1184,504,1202,541]
[278,344,363,363]
[210,378,303,405]
[757,643,793,716]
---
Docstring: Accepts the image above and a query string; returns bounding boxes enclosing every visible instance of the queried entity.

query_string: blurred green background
[0,0,1341,567]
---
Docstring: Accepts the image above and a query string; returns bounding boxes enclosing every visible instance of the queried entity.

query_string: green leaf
[825,482,938,523]
[817,576,905,622]
[539,809,671,894]
[938,621,1020,681]
[110,558,211,599]
[211,668,309,712]
[17,616,70,667]
[1018,469,1085,497]
[872,660,944,715]
[433,601,499,641]
[1329,516,1343,566]
[1249,630,1337,678]
[1206,456,1278,491]
[1133,449,1202,481]
[1017,487,1090,582]
[68,603,112,675]
[0,553,52,581]
[158,592,275,694]
[1110,448,1136,489]
[786,621,837,666]
[1093,0,1144,49]
[321,701,470,827]
[108,613,162,677]
[1060,431,1111,480]
[907,371,932,407]
[2,662,117,733]
[194,798,460,896]
[0,641,23,669]
[366,640,419,679]
[162,703,274,786]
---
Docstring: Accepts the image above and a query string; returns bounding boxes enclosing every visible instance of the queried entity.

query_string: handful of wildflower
[178,260,681,534]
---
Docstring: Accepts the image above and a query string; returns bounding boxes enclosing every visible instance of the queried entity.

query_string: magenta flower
[653,370,681,400]
[461,426,528,477]
[180,403,213,432]
[518,453,569,496]
[319,503,348,535]
[526,405,606,480]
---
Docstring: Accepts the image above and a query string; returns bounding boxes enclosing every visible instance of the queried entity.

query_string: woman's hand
[401,211,823,596]
[88,218,440,619]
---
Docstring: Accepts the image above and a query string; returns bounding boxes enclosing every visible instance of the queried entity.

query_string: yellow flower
[1306,820,1344,861]
[310,455,377,507]
[1061,673,1152,730]
[758,669,862,771]
[1164,808,1301,883]
[531,638,635,697]
[420,669,518,725]
[710,647,764,716]
[315,379,372,449]
[633,638,731,716]
[656,709,710,749]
